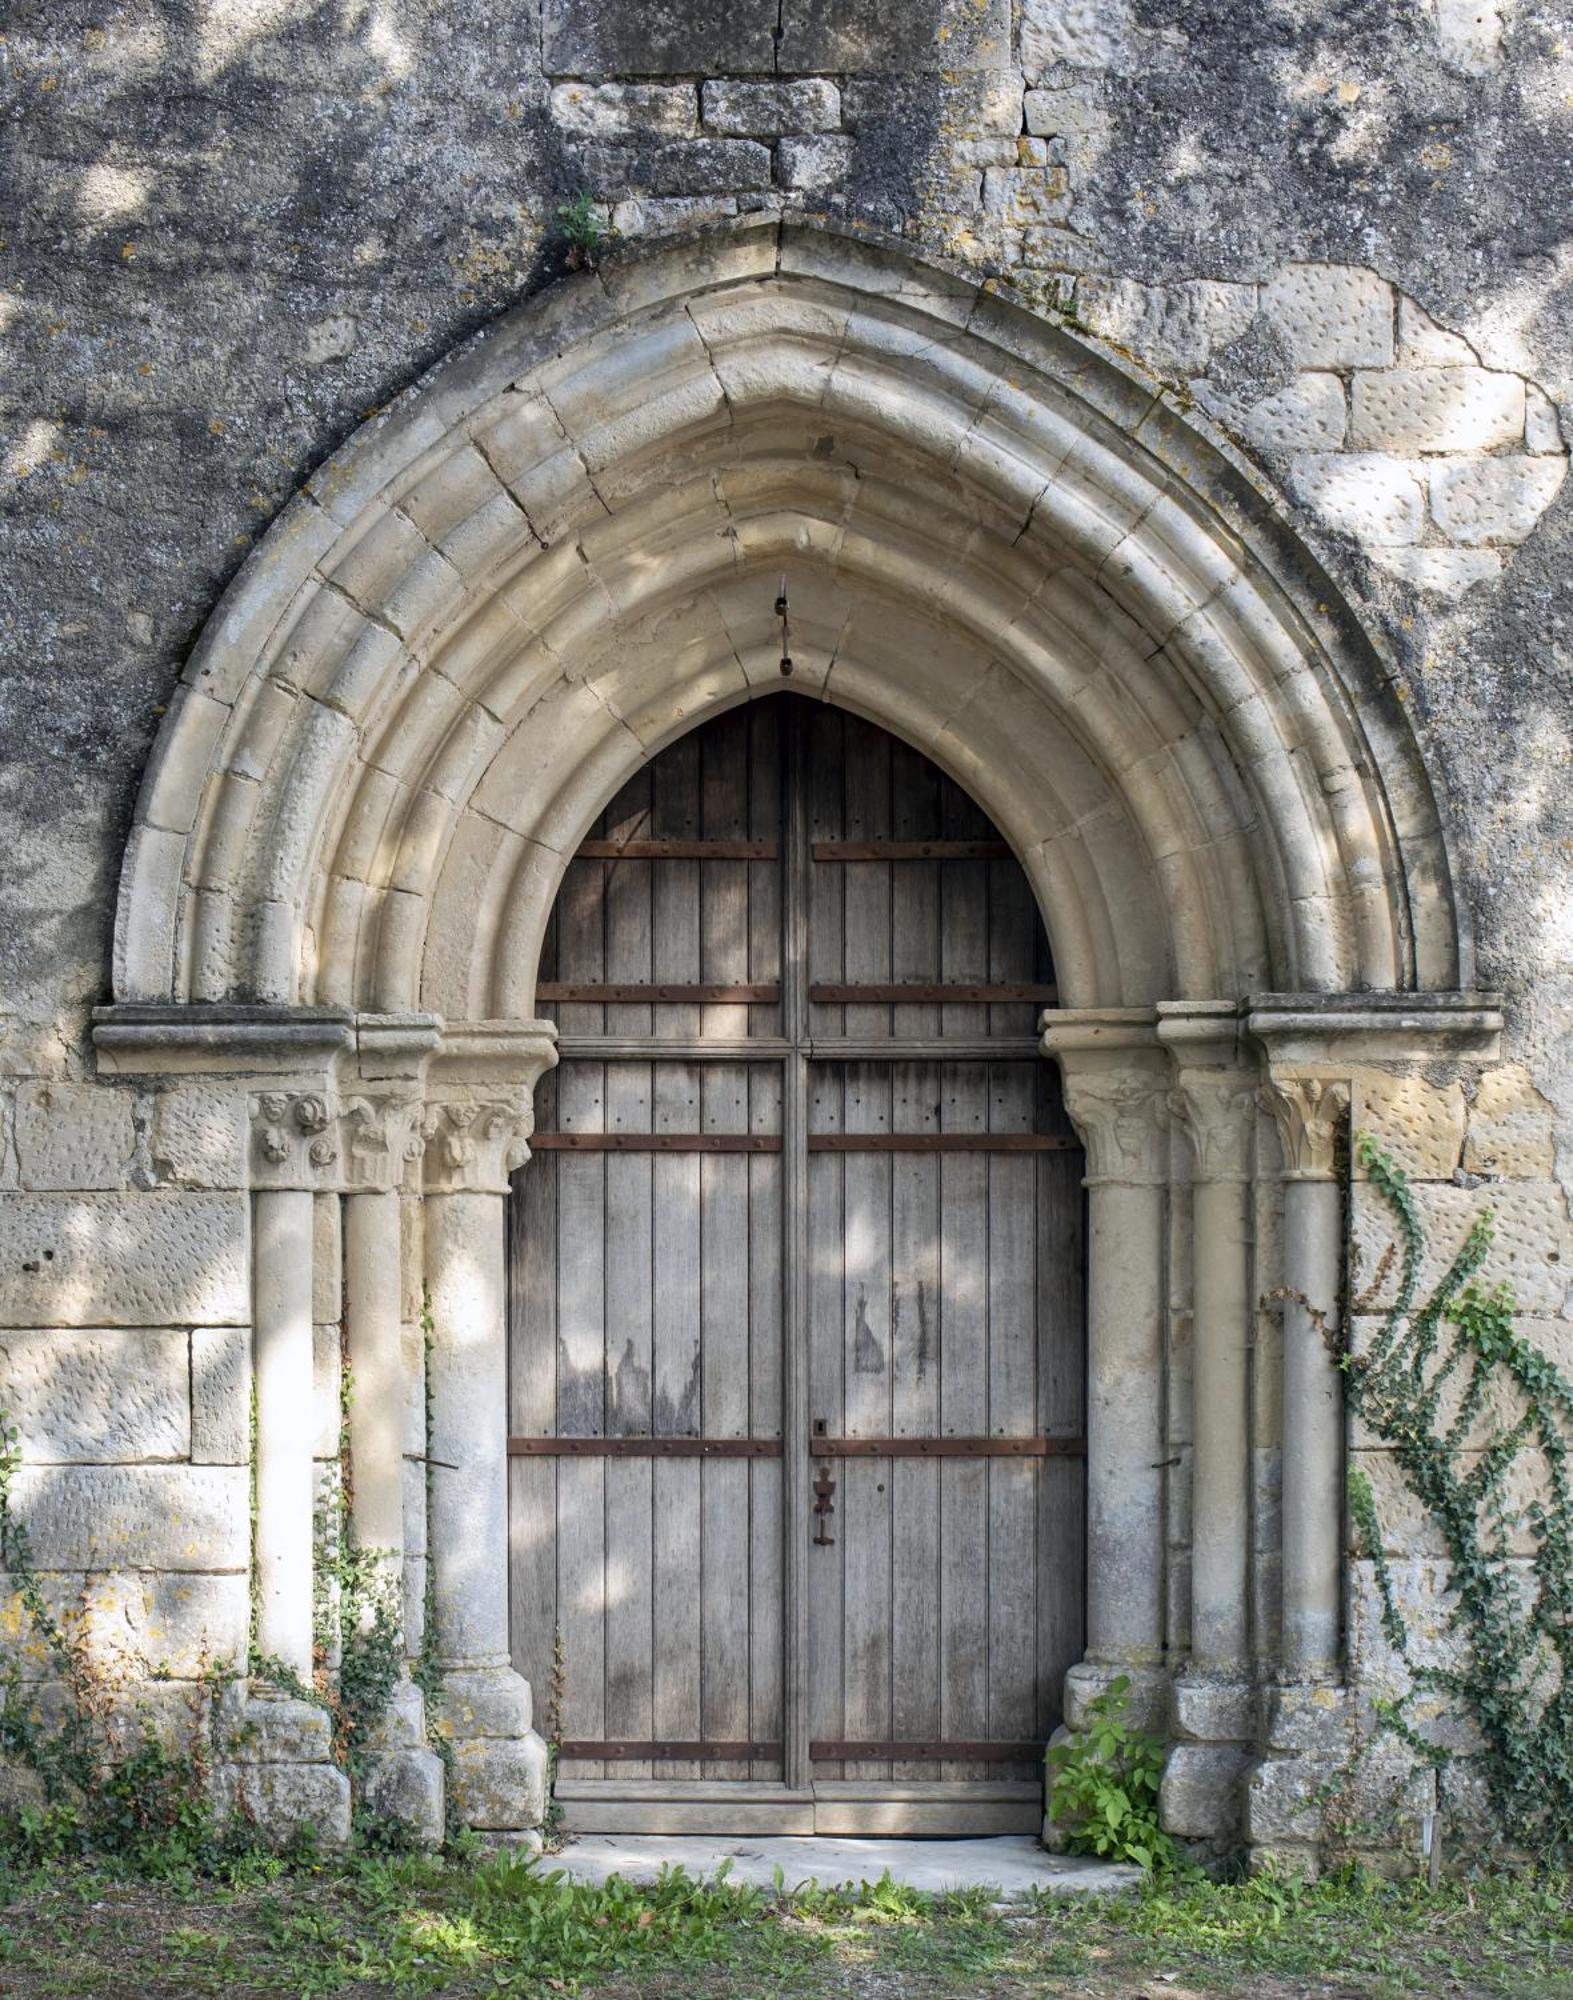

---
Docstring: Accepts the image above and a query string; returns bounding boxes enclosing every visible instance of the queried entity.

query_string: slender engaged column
[253,1187,316,1677]
[1045,1017,1172,1708]
[345,1189,406,1580]
[425,1185,512,1671]
[1262,1078,1348,1675]
[1168,1066,1257,1676]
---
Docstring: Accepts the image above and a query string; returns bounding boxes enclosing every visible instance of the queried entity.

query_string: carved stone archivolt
[1259,1076,1348,1182]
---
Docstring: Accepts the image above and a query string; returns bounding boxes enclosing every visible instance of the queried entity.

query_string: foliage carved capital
[1259,1075,1348,1182]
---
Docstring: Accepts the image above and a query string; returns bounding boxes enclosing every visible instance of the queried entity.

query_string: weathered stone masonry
[3,0,1573,1867]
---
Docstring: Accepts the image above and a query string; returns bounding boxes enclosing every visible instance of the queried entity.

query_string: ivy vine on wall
[1336,1133,1573,1853]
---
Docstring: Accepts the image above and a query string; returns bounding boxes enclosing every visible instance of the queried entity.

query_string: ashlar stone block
[0,1328,189,1463]
[1352,1071,1466,1180]
[150,1083,250,1189]
[1349,368,1523,452]
[213,1761,351,1850]
[1463,1066,1556,1178]
[0,1570,248,1678]
[549,82,698,139]
[1261,264,1394,369]
[1395,297,1476,367]
[702,80,840,135]
[9,1465,249,1572]
[0,1193,250,1328]
[778,136,854,196]
[1287,454,1424,545]
[13,1083,136,1192]
[1430,455,1567,546]
[1353,1178,1569,1317]
[191,1325,252,1464]
[1074,277,1257,377]
[1237,373,1346,453]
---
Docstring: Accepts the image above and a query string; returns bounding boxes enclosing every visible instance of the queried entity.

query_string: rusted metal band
[811,840,1012,861]
[810,1740,1043,1762]
[530,1133,781,1152]
[810,1436,1085,1458]
[805,1134,1075,1153]
[808,983,1058,1004]
[559,1740,782,1761]
[509,1436,783,1457]
[539,983,780,1004]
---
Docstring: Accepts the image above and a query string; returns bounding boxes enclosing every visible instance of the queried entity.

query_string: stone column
[252,1184,316,1676]
[1042,1013,1172,1733]
[420,1052,551,1843]
[1261,1078,1348,1676]
[1160,1005,1259,1840]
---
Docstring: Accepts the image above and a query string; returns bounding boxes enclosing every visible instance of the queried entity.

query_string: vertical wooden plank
[749,1060,784,1778]
[653,725,701,1042]
[842,1060,893,1782]
[842,715,891,1043]
[554,1059,606,1778]
[605,763,653,1042]
[806,703,845,1040]
[890,1059,941,1783]
[988,1061,1039,1772]
[603,1059,654,1780]
[806,1057,845,1778]
[782,698,812,1789]
[652,1058,703,1777]
[702,1062,752,1777]
[940,1057,989,1783]
[702,707,751,1043]
[748,699,782,1043]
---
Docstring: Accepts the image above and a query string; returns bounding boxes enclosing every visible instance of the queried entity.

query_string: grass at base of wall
[1,1852,1571,1998]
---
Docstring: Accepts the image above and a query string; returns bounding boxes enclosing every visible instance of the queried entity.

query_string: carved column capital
[1058,1062,1171,1186]
[250,1089,343,1189]
[1260,1075,1348,1182]
[420,1095,534,1195]
[1169,1070,1258,1184]
[339,1092,428,1193]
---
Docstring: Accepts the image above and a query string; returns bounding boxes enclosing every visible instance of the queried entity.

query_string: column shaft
[1087,1179,1166,1664]
[1281,1176,1343,1672]
[424,1188,511,1670]
[345,1190,406,1565]
[253,1188,316,1677]
[1189,1175,1252,1671]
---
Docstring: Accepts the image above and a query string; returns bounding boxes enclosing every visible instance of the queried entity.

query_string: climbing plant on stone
[1340,1134,1573,1853]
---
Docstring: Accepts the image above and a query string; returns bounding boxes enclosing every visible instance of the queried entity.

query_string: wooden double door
[508,697,1086,1835]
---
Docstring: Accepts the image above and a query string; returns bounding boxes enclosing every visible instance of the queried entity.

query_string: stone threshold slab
[541,1833,1138,1898]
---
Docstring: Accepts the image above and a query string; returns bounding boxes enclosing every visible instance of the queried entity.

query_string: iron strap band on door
[555,1740,1044,1761]
[507,1436,1083,1458]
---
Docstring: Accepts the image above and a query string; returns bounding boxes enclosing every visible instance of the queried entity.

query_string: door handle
[812,1462,836,1546]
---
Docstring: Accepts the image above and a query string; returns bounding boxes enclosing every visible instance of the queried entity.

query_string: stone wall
[3,0,1573,1863]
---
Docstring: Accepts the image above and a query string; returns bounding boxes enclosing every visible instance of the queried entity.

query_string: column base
[435,1666,549,1836]
[359,1681,446,1851]
[212,1686,352,1851]
[1160,1670,1257,1841]
[1043,1659,1171,1851]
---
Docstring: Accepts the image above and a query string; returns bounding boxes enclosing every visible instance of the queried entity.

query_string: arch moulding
[92,217,1505,1864]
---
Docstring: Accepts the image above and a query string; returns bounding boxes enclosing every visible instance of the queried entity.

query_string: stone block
[1349,368,1523,452]
[213,1761,351,1850]
[549,82,697,139]
[1021,0,1134,72]
[1261,264,1394,369]
[1287,454,1424,544]
[0,1570,248,1678]
[1395,297,1476,367]
[1161,1742,1251,1837]
[1525,385,1564,454]
[220,1691,333,1763]
[191,1325,251,1464]
[0,1193,250,1328]
[1355,1445,1546,1560]
[542,0,779,73]
[1464,1067,1556,1178]
[611,194,740,241]
[1245,1753,1343,1844]
[1373,548,1501,598]
[1351,1178,1568,1317]
[1171,1676,1257,1744]
[1237,374,1346,453]
[449,1730,548,1832]
[360,1744,445,1848]
[1352,1071,1466,1180]
[1074,277,1257,377]
[13,1083,136,1192]
[777,136,854,196]
[702,80,840,135]
[779,0,1010,71]
[1261,1683,1353,1756]
[578,140,772,198]
[8,1465,248,1572]
[438,1665,532,1739]
[0,1328,189,1463]
[1430,455,1566,545]
[1063,1660,1167,1734]
[984,166,1074,232]
[150,1083,250,1189]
